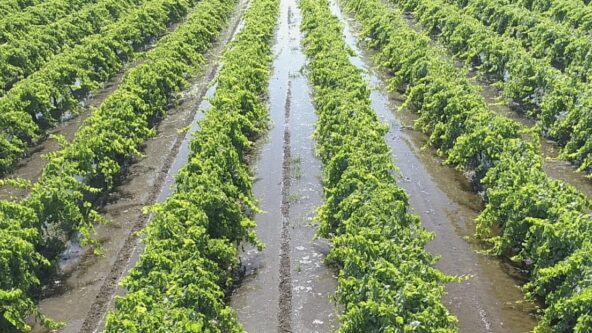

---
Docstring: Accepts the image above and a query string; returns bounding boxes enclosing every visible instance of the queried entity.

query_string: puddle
[330,1,538,332]
[27,2,250,331]
[229,0,338,331]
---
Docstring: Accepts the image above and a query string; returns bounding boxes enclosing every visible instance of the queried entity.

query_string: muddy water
[285,3,339,331]
[28,2,250,331]
[331,2,538,332]
[230,0,338,331]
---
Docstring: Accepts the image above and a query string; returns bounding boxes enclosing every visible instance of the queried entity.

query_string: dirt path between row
[331,1,538,332]
[29,1,250,331]
[230,0,339,331]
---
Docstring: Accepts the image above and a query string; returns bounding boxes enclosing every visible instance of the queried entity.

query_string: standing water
[329,1,538,332]
[230,0,338,331]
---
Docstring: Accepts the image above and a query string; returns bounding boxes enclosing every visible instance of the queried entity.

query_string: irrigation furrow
[278,82,293,332]
[284,4,339,329]
[230,0,338,331]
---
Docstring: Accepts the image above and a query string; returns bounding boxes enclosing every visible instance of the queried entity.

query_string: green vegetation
[301,0,458,331]
[0,0,93,43]
[0,0,234,329]
[0,0,45,17]
[0,0,146,95]
[513,0,592,29]
[393,0,592,177]
[0,0,208,175]
[341,0,592,330]
[1,0,590,331]
[104,0,279,330]
[455,0,592,76]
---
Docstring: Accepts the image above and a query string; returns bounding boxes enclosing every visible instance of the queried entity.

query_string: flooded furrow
[285,2,339,331]
[29,2,250,331]
[331,1,538,332]
[401,11,592,198]
[230,0,338,331]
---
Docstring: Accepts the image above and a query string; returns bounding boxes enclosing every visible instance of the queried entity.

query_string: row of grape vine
[0,0,45,17]
[512,0,592,29]
[0,0,93,43]
[342,0,591,330]
[0,0,146,96]
[393,0,592,178]
[300,0,458,331]
[103,0,279,330]
[0,0,235,330]
[454,0,591,78]
[0,0,204,175]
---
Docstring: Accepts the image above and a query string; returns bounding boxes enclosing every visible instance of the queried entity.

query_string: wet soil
[28,2,250,331]
[331,2,538,332]
[229,0,338,331]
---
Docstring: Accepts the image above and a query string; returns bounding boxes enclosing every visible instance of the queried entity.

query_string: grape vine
[301,0,458,331]
[104,0,279,330]
[341,0,592,330]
